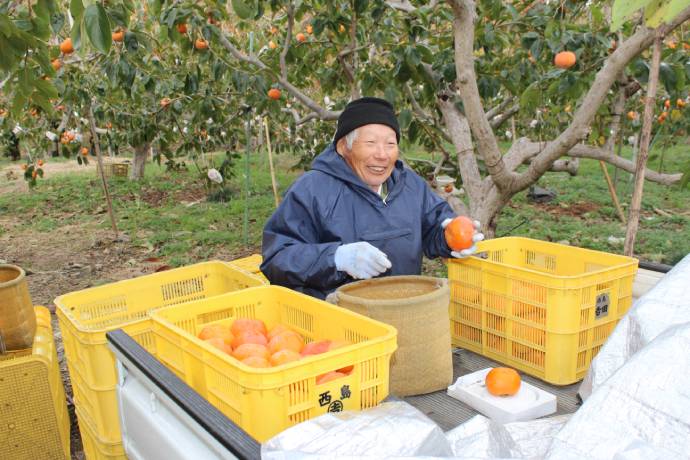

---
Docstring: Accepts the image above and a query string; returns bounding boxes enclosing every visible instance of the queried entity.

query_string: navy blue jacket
[260,144,455,299]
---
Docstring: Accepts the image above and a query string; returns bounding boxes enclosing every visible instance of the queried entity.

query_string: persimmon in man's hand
[442,216,484,258]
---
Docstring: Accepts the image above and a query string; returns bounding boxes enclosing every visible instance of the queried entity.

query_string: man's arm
[420,179,456,259]
[260,189,347,293]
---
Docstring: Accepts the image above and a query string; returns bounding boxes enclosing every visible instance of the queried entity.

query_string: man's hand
[441,218,484,258]
[334,242,392,279]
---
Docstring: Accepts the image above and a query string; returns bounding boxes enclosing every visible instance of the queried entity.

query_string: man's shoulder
[286,169,342,197]
[397,164,429,191]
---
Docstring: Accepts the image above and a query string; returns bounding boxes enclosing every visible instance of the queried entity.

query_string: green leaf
[231,0,253,19]
[398,108,412,130]
[151,0,163,17]
[70,16,82,50]
[659,61,677,92]
[35,0,52,22]
[34,78,58,99]
[11,90,28,118]
[520,81,540,112]
[591,5,604,26]
[84,4,112,54]
[31,91,53,113]
[70,0,84,20]
[35,46,52,74]
[354,0,369,14]
[31,15,51,40]
[644,0,689,27]
[50,12,66,34]
[611,0,656,31]
[0,43,15,72]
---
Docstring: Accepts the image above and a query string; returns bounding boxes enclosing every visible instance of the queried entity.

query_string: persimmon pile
[197,318,354,383]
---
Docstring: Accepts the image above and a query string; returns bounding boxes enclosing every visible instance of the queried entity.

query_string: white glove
[334,242,392,279]
[441,218,485,258]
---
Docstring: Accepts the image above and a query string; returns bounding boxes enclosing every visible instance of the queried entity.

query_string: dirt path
[0,218,165,459]
[1,159,98,193]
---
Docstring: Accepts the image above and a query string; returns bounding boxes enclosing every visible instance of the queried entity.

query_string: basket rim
[0,263,25,288]
[333,275,449,306]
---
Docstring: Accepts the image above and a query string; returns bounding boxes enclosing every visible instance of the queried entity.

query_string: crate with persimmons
[151,285,397,442]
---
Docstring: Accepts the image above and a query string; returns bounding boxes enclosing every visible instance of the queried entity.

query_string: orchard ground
[1,144,688,458]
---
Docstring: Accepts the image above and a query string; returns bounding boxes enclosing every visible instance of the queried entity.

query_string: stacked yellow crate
[55,261,265,459]
[0,306,70,460]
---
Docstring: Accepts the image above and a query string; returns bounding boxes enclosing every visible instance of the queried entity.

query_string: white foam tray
[447,368,557,424]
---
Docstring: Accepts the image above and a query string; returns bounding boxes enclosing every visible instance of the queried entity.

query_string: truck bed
[104,260,667,458]
[107,330,581,460]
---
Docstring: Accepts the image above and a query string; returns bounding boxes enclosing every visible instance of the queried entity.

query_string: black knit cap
[333,97,400,146]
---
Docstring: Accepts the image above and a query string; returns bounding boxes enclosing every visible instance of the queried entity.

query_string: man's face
[337,124,399,191]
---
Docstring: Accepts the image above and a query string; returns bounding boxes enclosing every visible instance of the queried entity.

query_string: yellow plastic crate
[448,237,638,385]
[97,161,129,179]
[0,306,70,460]
[76,408,126,460]
[152,285,397,442]
[55,261,265,442]
[227,253,268,283]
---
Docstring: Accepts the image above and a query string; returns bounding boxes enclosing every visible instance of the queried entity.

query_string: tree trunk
[473,187,509,239]
[8,133,20,161]
[130,142,150,180]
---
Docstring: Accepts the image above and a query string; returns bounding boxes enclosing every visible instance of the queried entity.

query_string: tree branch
[279,3,295,80]
[604,73,629,153]
[215,30,339,121]
[509,6,690,192]
[489,105,519,129]
[447,0,516,193]
[281,107,319,125]
[485,96,515,120]
[385,0,417,12]
[404,83,434,123]
[436,96,482,203]
[386,0,440,12]
[508,139,682,185]
[337,16,361,99]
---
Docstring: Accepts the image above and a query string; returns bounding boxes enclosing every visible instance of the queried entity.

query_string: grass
[496,145,690,264]
[1,143,688,268]
[0,151,301,267]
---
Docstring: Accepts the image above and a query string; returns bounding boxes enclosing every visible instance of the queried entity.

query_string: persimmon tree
[3,0,689,227]
[186,0,690,236]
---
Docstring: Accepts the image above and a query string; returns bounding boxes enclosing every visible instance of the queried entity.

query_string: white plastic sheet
[261,401,453,459]
[579,254,690,399]
[445,414,569,459]
[545,321,690,459]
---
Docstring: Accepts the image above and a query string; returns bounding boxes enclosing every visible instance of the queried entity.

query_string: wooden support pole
[87,102,118,238]
[599,161,626,224]
[264,118,280,208]
[624,35,662,256]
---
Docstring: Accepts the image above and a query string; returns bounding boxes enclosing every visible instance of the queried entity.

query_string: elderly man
[261,97,482,299]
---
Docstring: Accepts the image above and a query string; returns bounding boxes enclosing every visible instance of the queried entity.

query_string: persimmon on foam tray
[198,318,353,382]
